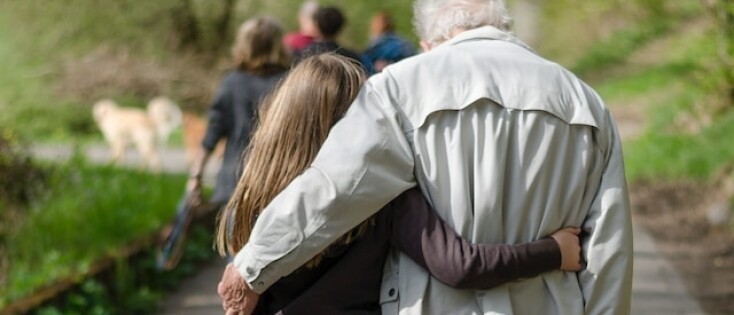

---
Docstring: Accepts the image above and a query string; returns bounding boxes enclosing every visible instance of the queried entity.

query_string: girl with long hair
[216,54,582,314]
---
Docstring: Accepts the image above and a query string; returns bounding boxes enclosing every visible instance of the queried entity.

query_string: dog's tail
[147,96,183,143]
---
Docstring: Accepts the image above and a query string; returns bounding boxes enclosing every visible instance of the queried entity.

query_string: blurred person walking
[283,1,320,55]
[361,11,415,74]
[159,16,289,269]
[188,16,289,212]
[298,6,363,67]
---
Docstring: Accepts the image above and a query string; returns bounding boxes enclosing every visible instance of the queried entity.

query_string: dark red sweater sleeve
[388,188,562,290]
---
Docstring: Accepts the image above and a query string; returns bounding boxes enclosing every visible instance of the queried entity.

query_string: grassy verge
[591,18,730,181]
[571,19,673,78]
[0,155,185,307]
[0,10,85,142]
[625,109,734,180]
[30,224,218,315]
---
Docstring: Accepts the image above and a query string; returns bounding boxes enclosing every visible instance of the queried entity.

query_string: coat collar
[438,25,534,53]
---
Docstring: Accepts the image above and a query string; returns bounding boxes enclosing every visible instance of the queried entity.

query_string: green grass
[0,0,185,142]
[571,20,673,77]
[591,15,733,182]
[29,224,218,315]
[0,157,185,306]
[0,4,96,143]
[624,109,734,180]
[595,61,696,102]
[620,63,734,181]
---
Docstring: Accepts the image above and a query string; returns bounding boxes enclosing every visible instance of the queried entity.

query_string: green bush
[0,156,186,307]
[0,129,46,207]
[571,20,672,77]
[0,128,48,294]
[625,112,734,181]
[30,225,217,315]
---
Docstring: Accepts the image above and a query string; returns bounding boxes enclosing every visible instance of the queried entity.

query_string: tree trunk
[170,0,201,50]
[214,0,237,51]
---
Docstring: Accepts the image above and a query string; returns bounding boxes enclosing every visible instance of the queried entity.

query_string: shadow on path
[632,224,706,314]
[160,259,228,315]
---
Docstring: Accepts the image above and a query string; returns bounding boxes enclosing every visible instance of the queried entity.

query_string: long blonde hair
[216,54,367,264]
[232,16,290,75]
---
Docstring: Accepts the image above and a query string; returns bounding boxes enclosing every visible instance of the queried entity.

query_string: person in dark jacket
[297,6,363,67]
[361,11,416,75]
[216,54,583,315]
[186,16,289,211]
[160,17,289,270]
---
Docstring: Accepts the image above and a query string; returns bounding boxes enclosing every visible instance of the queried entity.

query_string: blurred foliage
[0,155,185,307]
[625,109,734,180]
[0,0,416,142]
[569,18,672,78]
[529,0,702,69]
[574,0,734,181]
[30,225,215,315]
[0,128,48,298]
[0,0,729,144]
[703,0,734,104]
[0,129,46,206]
[519,0,734,181]
[30,225,217,315]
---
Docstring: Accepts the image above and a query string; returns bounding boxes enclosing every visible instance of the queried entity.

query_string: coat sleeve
[233,74,416,293]
[201,77,231,151]
[578,110,634,315]
[389,188,561,290]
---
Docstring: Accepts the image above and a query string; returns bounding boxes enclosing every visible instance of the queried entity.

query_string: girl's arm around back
[389,188,581,290]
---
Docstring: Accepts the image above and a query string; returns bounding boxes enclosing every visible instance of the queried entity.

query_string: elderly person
[219,0,633,314]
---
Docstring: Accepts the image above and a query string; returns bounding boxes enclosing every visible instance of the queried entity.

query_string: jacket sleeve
[389,188,561,290]
[201,77,231,151]
[578,110,634,315]
[233,74,416,293]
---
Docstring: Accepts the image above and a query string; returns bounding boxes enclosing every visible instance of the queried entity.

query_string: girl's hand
[550,227,583,271]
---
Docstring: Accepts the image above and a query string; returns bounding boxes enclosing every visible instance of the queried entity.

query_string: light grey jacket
[234,26,633,315]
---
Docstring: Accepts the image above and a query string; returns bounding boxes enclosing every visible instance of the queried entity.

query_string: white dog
[93,97,182,171]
